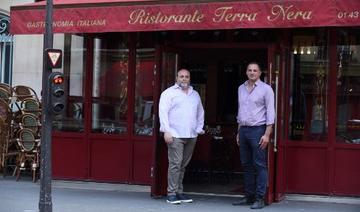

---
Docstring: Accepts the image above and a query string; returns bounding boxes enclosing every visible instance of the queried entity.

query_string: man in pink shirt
[159,69,205,204]
[232,62,275,209]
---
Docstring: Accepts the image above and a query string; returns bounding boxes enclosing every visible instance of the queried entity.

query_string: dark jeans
[238,125,267,199]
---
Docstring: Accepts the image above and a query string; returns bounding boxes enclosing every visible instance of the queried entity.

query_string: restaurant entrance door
[152,43,283,204]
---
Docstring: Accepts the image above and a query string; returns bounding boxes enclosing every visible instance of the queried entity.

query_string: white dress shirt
[159,84,204,138]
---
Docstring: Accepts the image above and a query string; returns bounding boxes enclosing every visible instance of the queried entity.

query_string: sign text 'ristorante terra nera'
[10,0,360,34]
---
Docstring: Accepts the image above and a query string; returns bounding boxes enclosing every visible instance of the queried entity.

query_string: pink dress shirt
[237,80,275,126]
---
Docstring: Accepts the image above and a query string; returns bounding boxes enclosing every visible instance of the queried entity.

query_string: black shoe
[232,196,255,206]
[177,193,193,203]
[250,198,265,209]
[166,195,181,204]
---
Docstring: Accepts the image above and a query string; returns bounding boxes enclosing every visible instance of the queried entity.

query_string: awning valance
[10,0,360,34]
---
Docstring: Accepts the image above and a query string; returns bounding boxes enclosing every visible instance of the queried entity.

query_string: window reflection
[53,34,85,132]
[161,52,178,91]
[289,30,329,141]
[91,34,128,134]
[336,29,360,144]
[134,49,155,136]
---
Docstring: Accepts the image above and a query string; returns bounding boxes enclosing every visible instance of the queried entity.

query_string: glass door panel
[161,51,178,91]
[288,30,329,142]
[151,49,179,196]
[336,29,360,144]
[91,35,128,134]
[134,48,155,136]
[53,34,86,132]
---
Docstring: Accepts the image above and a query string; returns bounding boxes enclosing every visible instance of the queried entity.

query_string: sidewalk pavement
[0,177,359,212]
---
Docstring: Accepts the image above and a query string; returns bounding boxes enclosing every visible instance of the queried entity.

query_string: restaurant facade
[10,0,360,203]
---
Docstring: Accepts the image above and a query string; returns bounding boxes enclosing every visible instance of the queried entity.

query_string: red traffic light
[53,75,64,84]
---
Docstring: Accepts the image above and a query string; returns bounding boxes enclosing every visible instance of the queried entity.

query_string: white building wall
[10,0,65,97]
[0,0,11,13]
[0,0,34,13]
[12,34,43,94]
[12,34,65,97]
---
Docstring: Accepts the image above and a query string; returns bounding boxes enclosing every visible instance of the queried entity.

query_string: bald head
[176,69,191,90]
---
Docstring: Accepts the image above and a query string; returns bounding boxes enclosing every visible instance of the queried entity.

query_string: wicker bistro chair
[0,106,19,177]
[20,98,42,118]
[19,113,41,136]
[0,83,12,95]
[0,87,11,104]
[13,85,40,102]
[15,128,40,182]
[0,117,8,172]
[0,99,11,126]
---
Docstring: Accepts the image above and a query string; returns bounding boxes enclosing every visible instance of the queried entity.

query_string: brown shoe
[232,196,255,206]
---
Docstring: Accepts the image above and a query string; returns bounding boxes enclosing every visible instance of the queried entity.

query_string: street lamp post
[39,0,54,211]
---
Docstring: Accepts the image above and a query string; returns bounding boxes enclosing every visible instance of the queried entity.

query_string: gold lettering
[128,9,204,24]
[77,19,106,27]
[267,5,312,21]
[129,9,146,24]
[27,21,45,28]
[192,10,204,22]
[213,6,257,23]
[26,19,106,29]
[213,7,232,22]
[53,20,74,27]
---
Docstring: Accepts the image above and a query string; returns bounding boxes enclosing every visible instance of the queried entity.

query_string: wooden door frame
[151,46,184,197]
[281,28,360,196]
[151,42,282,201]
[273,30,290,201]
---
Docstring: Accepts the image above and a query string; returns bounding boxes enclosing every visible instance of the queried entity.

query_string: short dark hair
[247,62,262,71]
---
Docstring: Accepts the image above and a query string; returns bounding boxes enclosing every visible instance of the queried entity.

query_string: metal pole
[39,0,53,211]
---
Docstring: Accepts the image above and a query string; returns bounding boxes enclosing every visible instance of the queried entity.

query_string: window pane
[134,49,155,136]
[91,34,128,134]
[288,30,329,141]
[53,34,85,132]
[0,13,12,84]
[161,52,178,91]
[336,29,360,144]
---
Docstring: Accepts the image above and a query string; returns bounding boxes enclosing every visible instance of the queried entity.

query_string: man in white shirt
[159,69,205,204]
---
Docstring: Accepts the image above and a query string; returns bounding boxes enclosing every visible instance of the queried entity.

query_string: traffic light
[48,72,66,115]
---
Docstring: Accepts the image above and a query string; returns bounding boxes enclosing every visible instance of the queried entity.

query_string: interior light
[307,47,311,54]
[293,48,298,54]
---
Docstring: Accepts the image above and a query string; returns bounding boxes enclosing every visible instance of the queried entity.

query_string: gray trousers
[167,137,197,195]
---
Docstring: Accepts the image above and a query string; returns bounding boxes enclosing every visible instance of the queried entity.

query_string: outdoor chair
[19,113,41,136]
[15,128,40,182]
[0,87,11,104]
[0,99,11,124]
[0,116,19,178]
[13,85,39,102]
[0,117,6,172]
[0,83,12,95]
[20,97,42,118]
[0,98,21,138]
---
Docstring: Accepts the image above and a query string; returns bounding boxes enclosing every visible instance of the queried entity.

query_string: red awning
[10,0,360,34]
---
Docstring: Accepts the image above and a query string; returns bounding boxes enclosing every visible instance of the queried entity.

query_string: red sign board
[10,0,360,34]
